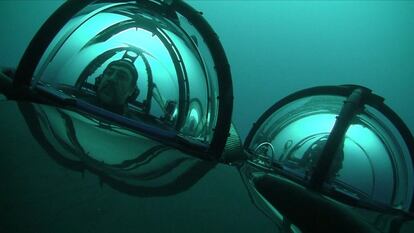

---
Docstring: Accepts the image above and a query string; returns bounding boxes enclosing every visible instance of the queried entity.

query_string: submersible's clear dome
[245,85,414,212]
[14,0,233,157]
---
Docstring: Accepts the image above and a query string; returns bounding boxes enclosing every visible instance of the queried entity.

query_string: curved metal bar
[173,1,233,158]
[367,97,414,212]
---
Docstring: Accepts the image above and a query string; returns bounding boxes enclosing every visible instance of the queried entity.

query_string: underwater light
[12,0,233,158]
[245,85,414,212]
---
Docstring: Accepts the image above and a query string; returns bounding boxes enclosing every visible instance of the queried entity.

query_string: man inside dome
[95,57,177,124]
[95,58,139,115]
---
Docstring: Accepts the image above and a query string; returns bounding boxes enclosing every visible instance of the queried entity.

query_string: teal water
[0,0,413,140]
[0,2,413,232]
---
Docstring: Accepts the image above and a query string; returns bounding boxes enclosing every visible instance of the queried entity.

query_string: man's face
[96,63,136,107]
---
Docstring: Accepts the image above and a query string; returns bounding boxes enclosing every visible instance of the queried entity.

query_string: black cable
[310,88,369,190]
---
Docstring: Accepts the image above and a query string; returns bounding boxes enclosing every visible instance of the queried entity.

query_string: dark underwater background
[0,0,413,141]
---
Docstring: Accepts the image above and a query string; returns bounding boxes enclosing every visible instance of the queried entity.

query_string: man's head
[96,59,139,112]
